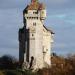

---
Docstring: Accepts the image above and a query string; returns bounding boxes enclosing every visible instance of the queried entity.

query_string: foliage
[1,54,75,75]
[0,71,4,75]
[37,54,75,75]
[0,55,19,70]
[4,70,22,75]
[23,70,37,75]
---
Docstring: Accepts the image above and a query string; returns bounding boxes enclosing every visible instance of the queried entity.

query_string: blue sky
[0,0,75,58]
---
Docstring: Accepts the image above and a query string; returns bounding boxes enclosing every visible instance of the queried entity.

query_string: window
[42,11,44,14]
[32,34,34,36]
[33,11,38,14]
[46,49,48,51]
[33,22,36,26]
[37,17,38,19]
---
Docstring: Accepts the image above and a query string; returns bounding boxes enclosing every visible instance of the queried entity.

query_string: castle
[19,0,54,69]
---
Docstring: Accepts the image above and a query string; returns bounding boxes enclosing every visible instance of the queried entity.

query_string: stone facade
[19,0,54,69]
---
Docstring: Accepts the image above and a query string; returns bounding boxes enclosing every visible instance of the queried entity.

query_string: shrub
[0,71,4,75]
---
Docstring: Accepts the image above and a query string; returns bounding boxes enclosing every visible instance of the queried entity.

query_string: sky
[0,0,75,59]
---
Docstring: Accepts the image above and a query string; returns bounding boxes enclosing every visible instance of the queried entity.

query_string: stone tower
[19,0,54,69]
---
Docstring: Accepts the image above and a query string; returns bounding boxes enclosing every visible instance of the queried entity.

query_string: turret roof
[25,0,45,10]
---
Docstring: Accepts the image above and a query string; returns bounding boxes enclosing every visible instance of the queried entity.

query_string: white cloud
[0,0,75,57]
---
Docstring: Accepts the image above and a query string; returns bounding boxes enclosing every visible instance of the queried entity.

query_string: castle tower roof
[25,0,45,10]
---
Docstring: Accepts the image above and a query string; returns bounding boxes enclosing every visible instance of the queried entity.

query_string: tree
[0,55,18,69]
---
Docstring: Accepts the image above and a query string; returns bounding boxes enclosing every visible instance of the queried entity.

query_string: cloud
[47,12,75,55]
[0,0,75,57]
[0,9,21,58]
[0,0,28,9]
[0,0,75,10]
[46,0,69,4]
[0,47,19,59]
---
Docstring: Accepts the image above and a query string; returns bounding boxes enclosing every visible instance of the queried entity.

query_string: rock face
[19,0,54,70]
